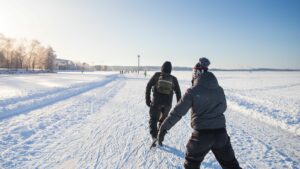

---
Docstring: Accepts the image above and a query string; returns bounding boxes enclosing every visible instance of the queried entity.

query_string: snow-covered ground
[0,71,299,169]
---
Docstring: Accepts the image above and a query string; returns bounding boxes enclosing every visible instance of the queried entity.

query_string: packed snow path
[0,73,299,169]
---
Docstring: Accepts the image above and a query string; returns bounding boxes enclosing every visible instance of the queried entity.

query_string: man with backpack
[145,61,181,142]
[157,58,242,169]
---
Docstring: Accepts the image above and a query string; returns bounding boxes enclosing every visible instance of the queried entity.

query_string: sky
[0,0,299,69]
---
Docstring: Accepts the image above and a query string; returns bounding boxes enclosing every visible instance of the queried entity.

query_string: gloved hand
[146,97,151,107]
[157,129,167,146]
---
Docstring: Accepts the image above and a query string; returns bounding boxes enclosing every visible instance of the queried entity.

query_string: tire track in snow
[0,75,119,120]
[0,76,120,154]
[0,77,124,169]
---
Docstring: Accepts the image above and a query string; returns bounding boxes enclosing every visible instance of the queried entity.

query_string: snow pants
[184,128,241,169]
[149,104,171,138]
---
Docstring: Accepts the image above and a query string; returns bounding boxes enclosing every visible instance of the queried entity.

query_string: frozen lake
[0,71,299,168]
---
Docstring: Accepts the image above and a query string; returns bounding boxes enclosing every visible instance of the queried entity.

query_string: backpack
[156,74,173,95]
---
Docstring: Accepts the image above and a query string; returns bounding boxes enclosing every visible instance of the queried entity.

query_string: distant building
[94,65,109,71]
[55,58,77,70]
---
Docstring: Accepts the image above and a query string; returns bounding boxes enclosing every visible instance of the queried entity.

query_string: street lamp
[137,55,140,74]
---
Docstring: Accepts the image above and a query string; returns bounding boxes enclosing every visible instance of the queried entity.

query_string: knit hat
[194,57,210,70]
[161,61,172,74]
[193,57,210,79]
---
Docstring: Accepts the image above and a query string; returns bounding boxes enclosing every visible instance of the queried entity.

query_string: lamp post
[137,55,140,74]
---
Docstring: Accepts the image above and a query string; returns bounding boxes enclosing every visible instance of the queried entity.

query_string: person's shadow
[159,145,221,169]
[159,145,185,159]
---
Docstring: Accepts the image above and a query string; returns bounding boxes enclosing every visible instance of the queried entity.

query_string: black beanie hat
[161,61,172,74]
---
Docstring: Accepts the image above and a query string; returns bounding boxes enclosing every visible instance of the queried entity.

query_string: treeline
[0,33,56,71]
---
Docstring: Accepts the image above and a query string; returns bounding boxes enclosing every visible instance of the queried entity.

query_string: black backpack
[156,74,173,95]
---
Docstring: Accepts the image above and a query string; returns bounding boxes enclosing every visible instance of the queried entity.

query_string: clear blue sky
[0,0,299,68]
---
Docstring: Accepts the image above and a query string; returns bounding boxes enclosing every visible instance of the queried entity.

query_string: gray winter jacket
[160,72,227,131]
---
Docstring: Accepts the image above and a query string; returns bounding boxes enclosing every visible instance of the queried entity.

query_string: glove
[158,129,167,146]
[146,97,151,107]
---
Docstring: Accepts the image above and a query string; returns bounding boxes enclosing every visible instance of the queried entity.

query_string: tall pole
[138,55,140,74]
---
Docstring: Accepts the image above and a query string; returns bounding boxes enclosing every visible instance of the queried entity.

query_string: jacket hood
[195,72,219,89]
[161,61,172,74]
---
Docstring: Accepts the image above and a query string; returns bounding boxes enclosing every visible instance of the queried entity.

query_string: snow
[0,71,117,101]
[172,71,300,135]
[0,71,299,169]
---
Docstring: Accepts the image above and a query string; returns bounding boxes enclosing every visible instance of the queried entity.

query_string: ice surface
[0,71,299,169]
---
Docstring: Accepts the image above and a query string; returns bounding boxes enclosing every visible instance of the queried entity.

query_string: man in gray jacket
[158,58,241,169]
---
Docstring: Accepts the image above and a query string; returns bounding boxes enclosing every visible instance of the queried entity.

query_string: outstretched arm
[157,89,193,145]
[160,89,193,131]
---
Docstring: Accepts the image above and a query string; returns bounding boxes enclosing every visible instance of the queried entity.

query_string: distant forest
[0,34,56,71]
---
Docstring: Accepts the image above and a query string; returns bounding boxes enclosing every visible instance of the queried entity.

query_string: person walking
[145,61,181,142]
[157,58,242,169]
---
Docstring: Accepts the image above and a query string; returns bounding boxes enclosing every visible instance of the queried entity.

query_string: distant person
[144,70,147,77]
[145,61,181,144]
[158,58,242,169]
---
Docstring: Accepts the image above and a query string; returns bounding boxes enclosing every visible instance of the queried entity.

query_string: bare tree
[14,44,26,69]
[0,34,6,68]
[2,38,14,69]
[45,47,56,71]
[0,50,6,68]
[27,40,40,70]
[35,45,46,70]
[0,34,58,71]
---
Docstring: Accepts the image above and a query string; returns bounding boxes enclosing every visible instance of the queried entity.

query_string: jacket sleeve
[173,77,181,102]
[145,73,158,102]
[160,88,193,131]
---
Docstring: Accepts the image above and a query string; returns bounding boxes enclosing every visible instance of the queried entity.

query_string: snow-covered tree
[0,34,58,71]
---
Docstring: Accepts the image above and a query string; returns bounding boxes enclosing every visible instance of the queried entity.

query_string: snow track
[0,75,118,120]
[227,110,300,169]
[0,75,122,168]
[0,72,299,169]
[226,90,300,135]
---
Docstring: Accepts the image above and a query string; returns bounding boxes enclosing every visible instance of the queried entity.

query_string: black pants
[149,104,171,138]
[184,128,241,169]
